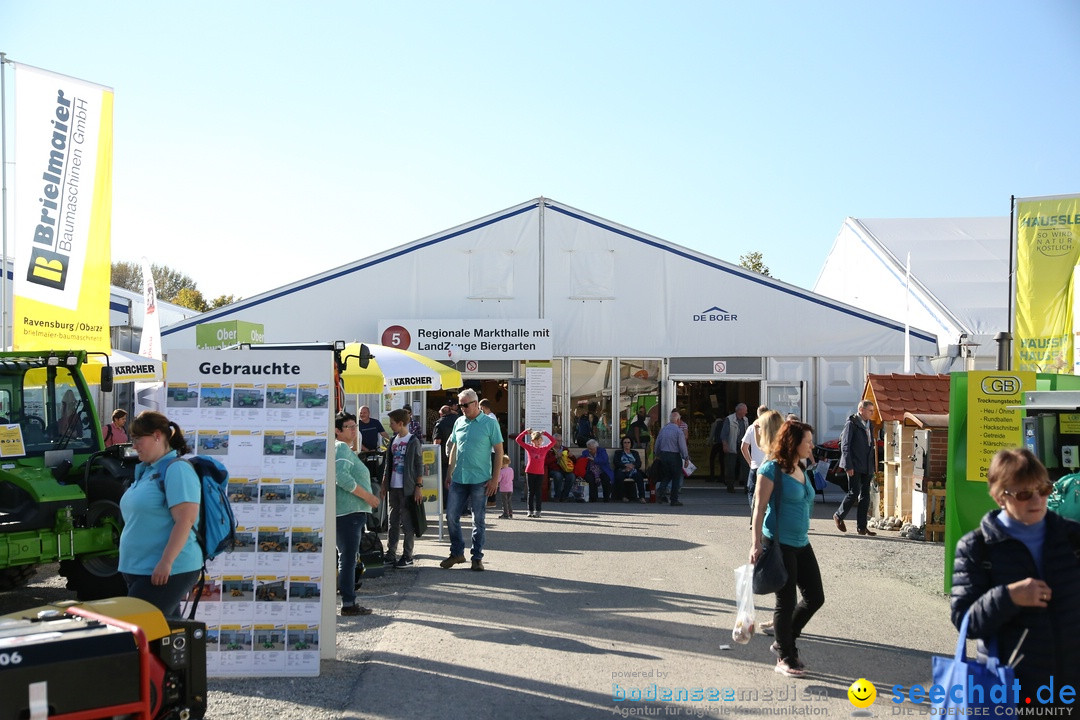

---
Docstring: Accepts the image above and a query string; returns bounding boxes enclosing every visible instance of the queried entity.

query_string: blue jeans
[549,469,571,500]
[336,511,366,606]
[447,482,489,560]
[124,569,202,618]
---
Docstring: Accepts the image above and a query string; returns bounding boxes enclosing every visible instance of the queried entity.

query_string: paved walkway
[209,483,954,719]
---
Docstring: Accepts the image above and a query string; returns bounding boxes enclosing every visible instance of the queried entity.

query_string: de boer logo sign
[693,306,738,323]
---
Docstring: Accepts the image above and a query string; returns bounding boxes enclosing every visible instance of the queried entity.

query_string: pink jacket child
[515,430,555,474]
[498,465,515,493]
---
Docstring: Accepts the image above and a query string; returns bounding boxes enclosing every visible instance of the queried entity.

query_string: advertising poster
[166,349,335,677]
[963,370,1035,483]
[1014,194,1080,373]
[11,63,113,351]
[377,318,553,361]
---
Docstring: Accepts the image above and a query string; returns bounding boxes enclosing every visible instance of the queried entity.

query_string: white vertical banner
[11,62,113,350]
[135,258,165,414]
[525,364,553,434]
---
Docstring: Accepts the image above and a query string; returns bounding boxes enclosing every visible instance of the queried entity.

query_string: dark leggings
[771,541,825,663]
[526,473,544,512]
[124,569,202,618]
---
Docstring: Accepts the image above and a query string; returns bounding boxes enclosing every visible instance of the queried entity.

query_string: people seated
[613,436,647,503]
[545,434,574,502]
[581,440,614,502]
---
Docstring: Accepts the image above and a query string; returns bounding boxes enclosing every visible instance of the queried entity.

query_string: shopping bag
[812,461,829,492]
[683,460,697,477]
[731,564,756,644]
[931,609,1016,713]
[410,498,428,537]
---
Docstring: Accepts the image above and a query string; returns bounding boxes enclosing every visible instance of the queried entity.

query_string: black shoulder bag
[753,464,789,594]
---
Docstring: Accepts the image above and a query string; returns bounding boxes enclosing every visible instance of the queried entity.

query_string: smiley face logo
[848,678,877,708]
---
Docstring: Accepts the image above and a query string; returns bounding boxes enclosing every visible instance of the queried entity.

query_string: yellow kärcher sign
[1014,194,1080,373]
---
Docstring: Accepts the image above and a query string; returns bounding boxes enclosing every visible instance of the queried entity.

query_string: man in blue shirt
[442,388,503,571]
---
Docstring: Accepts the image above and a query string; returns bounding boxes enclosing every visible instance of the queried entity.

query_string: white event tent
[160,198,939,440]
[813,217,1010,371]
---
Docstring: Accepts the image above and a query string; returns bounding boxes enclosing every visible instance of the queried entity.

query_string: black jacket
[951,510,1080,692]
[838,413,875,474]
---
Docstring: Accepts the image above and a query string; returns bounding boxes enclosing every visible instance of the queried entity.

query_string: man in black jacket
[833,400,877,536]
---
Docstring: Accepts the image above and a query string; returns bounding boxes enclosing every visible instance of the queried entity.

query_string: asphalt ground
[1,481,955,719]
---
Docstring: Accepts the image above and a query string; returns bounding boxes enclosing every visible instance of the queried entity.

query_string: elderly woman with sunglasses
[951,448,1080,707]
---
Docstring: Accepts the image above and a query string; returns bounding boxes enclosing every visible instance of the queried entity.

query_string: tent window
[569,359,612,447]
[466,251,514,299]
[569,249,615,299]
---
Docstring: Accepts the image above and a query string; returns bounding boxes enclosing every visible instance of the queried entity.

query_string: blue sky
[3,1,1079,300]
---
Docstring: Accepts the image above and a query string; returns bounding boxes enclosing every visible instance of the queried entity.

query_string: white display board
[165,349,335,677]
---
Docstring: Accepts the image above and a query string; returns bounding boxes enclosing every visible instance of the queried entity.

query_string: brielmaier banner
[1014,194,1080,373]
[12,63,113,351]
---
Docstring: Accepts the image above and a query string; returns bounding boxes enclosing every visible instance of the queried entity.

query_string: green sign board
[196,321,265,350]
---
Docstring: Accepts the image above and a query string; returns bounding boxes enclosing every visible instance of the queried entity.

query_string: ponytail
[131,411,190,455]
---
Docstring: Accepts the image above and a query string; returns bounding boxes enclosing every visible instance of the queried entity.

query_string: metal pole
[1007,194,1015,369]
[1,52,9,350]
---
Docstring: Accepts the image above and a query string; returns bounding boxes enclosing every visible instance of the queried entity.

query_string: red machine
[0,597,206,720]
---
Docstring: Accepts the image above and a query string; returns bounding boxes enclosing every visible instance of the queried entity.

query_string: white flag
[134,258,165,414]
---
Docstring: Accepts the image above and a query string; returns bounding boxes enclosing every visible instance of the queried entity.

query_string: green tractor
[0,351,137,599]
[302,394,328,408]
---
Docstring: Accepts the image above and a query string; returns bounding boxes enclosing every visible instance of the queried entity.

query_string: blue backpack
[159,454,237,562]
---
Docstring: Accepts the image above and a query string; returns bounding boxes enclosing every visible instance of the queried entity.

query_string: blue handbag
[931,609,1016,712]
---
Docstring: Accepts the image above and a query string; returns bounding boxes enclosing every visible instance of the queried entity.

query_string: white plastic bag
[870,480,880,519]
[732,563,756,644]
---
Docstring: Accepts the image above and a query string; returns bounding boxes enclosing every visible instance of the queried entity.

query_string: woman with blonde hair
[516,428,555,518]
[744,410,784,507]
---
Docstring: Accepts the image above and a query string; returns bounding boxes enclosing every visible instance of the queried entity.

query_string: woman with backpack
[119,411,202,617]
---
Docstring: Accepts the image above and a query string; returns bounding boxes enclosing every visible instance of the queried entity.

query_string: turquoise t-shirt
[119,450,203,575]
[450,413,503,484]
[335,440,373,516]
[759,459,814,548]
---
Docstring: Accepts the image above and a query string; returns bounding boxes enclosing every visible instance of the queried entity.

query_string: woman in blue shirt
[749,420,825,678]
[120,411,202,617]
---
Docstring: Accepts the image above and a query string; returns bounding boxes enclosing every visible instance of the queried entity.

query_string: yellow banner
[965,371,1035,482]
[1014,195,1080,373]
[12,64,113,352]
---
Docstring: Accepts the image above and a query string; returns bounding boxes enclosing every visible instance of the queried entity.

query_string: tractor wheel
[0,564,38,591]
[59,475,129,600]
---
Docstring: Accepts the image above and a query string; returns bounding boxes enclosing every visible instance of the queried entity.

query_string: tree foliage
[209,294,239,309]
[110,261,240,312]
[111,261,198,300]
[739,251,771,277]
[173,287,209,312]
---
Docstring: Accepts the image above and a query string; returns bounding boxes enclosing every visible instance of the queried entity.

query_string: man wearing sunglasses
[442,388,503,571]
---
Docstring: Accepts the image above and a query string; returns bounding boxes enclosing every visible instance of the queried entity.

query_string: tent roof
[160,197,938,357]
[832,217,1009,339]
